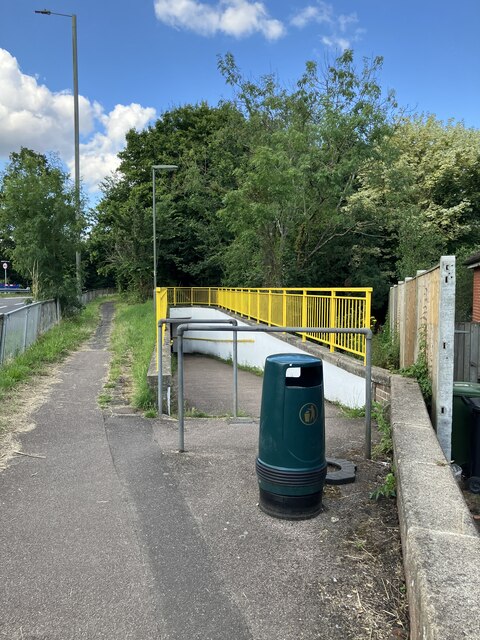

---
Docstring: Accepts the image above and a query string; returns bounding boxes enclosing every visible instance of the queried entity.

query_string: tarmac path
[0,303,407,639]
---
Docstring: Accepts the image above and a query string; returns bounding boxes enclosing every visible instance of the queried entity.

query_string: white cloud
[154,0,285,40]
[291,2,363,51]
[0,49,156,192]
[78,104,156,190]
[290,3,332,29]
[321,35,351,51]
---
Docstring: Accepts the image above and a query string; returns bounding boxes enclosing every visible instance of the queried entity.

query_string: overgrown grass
[107,299,156,411]
[370,401,396,500]
[0,298,104,401]
[372,401,393,458]
[399,326,432,409]
[334,402,366,418]
[372,319,400,370]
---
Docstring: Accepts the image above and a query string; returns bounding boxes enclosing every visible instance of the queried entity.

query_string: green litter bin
[256,353,327,520]
[452,382,480,470]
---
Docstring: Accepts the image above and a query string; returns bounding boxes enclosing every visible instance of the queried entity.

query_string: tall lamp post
[35,9,81,297]
[152,165,178,317]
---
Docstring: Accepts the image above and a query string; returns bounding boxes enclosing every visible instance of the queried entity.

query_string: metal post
[152,167,157,317]
[365,331,373,460]
[178,331,185,451]
[157,319,163,414]
[72,14,81,299]
[35,10,82,298]
[151,165,178,320]
[23,306,29,350]
[329,290,336,353]
[233,328,238,417]
[0,314,7,364]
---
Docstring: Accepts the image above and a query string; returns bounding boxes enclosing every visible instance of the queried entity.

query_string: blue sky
[1,1,479,195]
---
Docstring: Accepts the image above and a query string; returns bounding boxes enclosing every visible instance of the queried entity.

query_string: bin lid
[266,353,322,367]
[463,396,480,411]
[453,382,480,398]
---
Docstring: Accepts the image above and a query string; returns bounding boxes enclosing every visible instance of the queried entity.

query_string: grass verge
[107,299,156,412]
[0,298,104,403]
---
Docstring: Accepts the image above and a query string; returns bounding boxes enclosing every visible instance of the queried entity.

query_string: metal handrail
[157,317,238,415]
[175,323,373,459]
[159,286,372,362]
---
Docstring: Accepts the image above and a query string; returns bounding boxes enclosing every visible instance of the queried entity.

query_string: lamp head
[152,165,178,171]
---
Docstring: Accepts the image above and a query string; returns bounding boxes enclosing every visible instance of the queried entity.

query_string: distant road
[0,297,29,313]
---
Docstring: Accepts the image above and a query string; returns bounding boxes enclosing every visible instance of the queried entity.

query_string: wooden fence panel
[389,256,456,460]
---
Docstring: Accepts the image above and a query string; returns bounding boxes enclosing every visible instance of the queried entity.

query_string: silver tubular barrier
[176,324,373,458]
[157,318,238,415]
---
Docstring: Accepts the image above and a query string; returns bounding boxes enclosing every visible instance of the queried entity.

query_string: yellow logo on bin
[299,403,318,425]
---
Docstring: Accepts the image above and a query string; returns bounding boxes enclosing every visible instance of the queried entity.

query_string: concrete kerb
[390,375,480,640]
[147,307,480,638]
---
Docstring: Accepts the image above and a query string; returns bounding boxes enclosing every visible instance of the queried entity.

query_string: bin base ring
[258,488,323,520]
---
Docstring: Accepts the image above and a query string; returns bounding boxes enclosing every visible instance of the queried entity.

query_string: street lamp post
[152,165,178,317]
[35,10,81,297]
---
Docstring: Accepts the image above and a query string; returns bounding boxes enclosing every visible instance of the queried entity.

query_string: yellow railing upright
[156,286,372,363]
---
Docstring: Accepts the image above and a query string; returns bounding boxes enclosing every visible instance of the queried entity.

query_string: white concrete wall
[171,307,365,408]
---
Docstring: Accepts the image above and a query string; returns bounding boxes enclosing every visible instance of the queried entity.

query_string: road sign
[2,263,7,270]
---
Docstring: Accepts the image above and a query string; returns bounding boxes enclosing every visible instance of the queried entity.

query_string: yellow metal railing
[156,286,372,363]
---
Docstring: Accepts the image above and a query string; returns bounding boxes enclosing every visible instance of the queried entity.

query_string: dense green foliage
[89,102,248,297]
[91,50,480,317]
[0,148,82,309]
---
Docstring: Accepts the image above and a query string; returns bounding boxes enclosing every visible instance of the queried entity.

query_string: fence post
[329,291,336,352]
[0,314,6,364]
[301,290,307,342]
[23,306,29,350]
[282,290,287,326]
[364,289,372,364]
[268,290,272,326]
[435,256,456,461]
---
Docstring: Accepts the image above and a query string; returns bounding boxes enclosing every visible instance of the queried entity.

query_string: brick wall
[473,268,480,322]
[373,382,390,405]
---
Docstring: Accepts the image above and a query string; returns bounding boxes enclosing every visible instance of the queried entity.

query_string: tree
[0,148,81,307]
[346,115,480,279]
[92,102,248,296]
[217,51,397,292]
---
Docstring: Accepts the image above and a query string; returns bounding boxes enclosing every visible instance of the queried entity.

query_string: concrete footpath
[0,304,406,639]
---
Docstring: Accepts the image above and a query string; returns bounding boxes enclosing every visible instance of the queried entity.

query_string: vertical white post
[435,256,456,461]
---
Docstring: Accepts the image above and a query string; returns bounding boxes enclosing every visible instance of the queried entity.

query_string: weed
[370,472,396,500]
[400,326,432,408]
[98,393,113,408]
[335,402,366,418]
[372,402,393,458]
[144,409,157,418]
[185,406,211,418]
[372,317,400,370]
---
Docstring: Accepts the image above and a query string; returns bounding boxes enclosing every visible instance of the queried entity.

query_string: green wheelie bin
[256,353,327,519]
[452,382,480,493]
